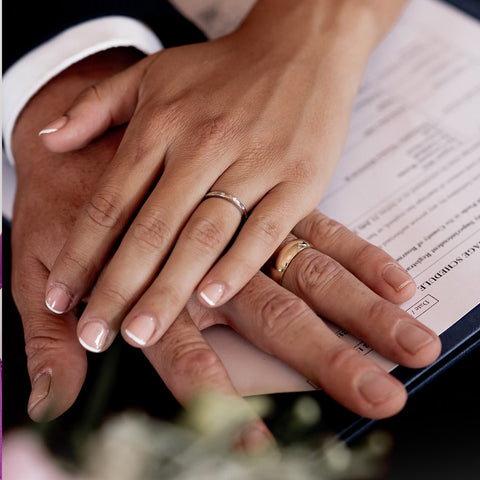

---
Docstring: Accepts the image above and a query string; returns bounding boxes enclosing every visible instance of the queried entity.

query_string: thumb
[38,55,153,153]
[13,259,88,422]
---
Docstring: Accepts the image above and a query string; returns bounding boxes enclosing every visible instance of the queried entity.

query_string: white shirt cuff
[2,15,163,165]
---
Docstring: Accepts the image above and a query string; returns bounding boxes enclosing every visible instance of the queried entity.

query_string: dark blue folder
[340,0,480,444]
[337,304,480,443]
[342,1,480,442]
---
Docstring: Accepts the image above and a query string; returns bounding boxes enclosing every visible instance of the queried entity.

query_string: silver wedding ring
[204,191,248,219]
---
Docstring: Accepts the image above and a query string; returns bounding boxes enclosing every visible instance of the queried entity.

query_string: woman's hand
[39,0,405,353]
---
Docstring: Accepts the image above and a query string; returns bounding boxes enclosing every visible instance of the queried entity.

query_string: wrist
[227,4,369,114]
[235,0,407,85]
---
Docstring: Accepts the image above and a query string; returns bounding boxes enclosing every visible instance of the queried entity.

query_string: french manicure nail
[396,321,435,355]
[28,371,52,416]
[358,371,402,405]
[382,264,414,292]
[78,320,109,352]
[125,315,157,346]
[199,282,225,307]
[45,285,73,314]
[39,115,68,135]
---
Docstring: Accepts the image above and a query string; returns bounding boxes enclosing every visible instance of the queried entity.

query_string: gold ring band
[271,239,311,284]
[204,191,248,219]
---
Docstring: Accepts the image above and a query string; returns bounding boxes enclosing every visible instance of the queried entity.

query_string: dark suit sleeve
[443,0,480,18]
[3,0,207,71]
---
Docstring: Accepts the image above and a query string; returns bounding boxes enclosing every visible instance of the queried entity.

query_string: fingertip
[197,281,226,308]
[28,363,87,422]
[395,321,442,368]
[38,115,80,153]
[77,318,114,353]
[232,419,277,455]
[38,115,69,137]
[45,284,75,314]
[122,314,160,348]
[356,370,407,419]
[380,263,416,303]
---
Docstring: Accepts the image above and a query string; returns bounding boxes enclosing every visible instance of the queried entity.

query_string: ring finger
[219,245,440,418]
[118,171,289,347]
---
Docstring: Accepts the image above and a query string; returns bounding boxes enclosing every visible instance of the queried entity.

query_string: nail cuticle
[395,321,435,355]
[382,263,414,292]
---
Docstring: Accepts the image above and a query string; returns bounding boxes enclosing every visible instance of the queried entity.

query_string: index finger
[44,107,174,314]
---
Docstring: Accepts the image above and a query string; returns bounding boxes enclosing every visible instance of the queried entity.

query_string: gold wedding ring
[271,239,311,284]
[204,191,248,219]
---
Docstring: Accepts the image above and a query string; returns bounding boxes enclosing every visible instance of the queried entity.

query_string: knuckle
[97,283,131,309]
[295,252,343,293]
[355,242,386,269]
[59,249,90,276]
[293,157,318,183]
[184,216,227,254]
[196,115,236,148]
[327,345,359,372]
[367,298,390,323]
[170,342,221,379]
[153,284,183,311]
[303,214,344,246]
[250,215,284,244]
[139,101,182,138]
[59,250,93,276]
[24,332,65,368]
[77,84,102,106]
[259,293,309,342]
[130,212,173,251]
[84,190,123,229]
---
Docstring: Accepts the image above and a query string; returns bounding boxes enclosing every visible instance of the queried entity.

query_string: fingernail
[28,371,52,416]
[125,315,157,346]
[358,371,402,405]
[395,321,435,355]
[78,319,109,352]
[199,282,225,307]
[39,115,68,135]
[234,421,276,454]
[45,285,73,314]
[382,264,414,292]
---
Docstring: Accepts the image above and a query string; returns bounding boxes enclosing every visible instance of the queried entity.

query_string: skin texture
[39,0,409,356]
[11,46,440,434]
[10,1,442,449]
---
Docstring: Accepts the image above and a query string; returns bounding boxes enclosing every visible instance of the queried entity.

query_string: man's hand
[10,48,143,420]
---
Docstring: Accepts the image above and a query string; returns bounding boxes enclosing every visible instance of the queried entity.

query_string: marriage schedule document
[203,0,480,395]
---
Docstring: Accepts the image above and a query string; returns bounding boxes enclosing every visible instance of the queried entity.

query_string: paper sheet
[203,0,480,394]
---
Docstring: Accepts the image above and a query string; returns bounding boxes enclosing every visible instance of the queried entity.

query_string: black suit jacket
[3,0,207,71]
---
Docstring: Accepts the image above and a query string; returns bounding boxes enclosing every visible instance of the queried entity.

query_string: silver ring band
[204,191,248,219]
